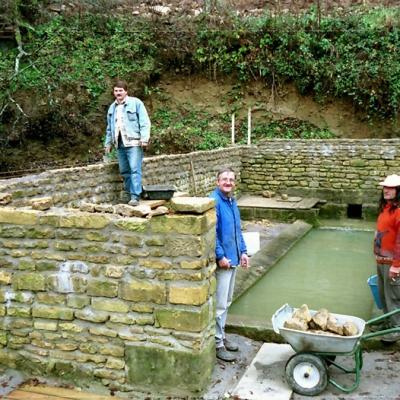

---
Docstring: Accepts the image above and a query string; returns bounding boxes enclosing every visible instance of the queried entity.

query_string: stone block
[165,236,202,257]
[0,208,37,225]
[32,305,74,320]
[0,332,7,345]
[92,298,129,313]
[12,272,46,291]
[105,357,125,370]
[169,283,209,306]
[150,212,212,235]
[7,305,31,318]
[59,213,110,229]
[13,292,34,304]
[109,313,136,324]
[66,294,90,309]
[113,218,148,232]
[170,197,215,214]
[87,279,118,298]
[89,326,117,338]
[36,292,65,305]
[155,303,210,332]
[0,271,12,284]
[94,204,114,213]
[99,345,124,357]
[138,259,172,270]
[0,226,25,238]
[120,279,166,304]
[59,322,84,333]
[30,197,53,211]
[0,193,12,205]
[104,266,125,278]
[34,320,58,331]
[126,338,214,395]
[180,259,207,270]
[75,308,109,323]
[85,231,109,242]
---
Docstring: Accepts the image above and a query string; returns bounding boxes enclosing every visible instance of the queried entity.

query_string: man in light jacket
[210,167,249,362]
[104,80,151,206]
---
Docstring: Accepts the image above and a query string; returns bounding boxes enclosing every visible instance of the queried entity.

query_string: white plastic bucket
[242,232,260,256]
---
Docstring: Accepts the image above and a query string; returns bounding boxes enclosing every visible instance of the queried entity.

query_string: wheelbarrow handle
[365,308,400,326]
[361,326,400,341]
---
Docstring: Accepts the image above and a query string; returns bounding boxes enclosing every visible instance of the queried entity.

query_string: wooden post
[231,113,235,144]
[247,107,251,145]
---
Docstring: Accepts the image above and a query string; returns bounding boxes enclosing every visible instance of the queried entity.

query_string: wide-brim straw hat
[379,174,400,187]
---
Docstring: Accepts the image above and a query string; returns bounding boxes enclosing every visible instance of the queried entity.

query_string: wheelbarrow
[272,304,400,396]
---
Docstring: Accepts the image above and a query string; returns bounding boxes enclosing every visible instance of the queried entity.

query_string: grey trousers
[215,267,237,348]
[377,263,400,327]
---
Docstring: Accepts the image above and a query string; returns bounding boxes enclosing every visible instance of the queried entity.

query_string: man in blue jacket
[104,80,151,206]
[211,167,249,362]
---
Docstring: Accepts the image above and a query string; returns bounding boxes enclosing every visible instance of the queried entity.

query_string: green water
[230,228,376,321]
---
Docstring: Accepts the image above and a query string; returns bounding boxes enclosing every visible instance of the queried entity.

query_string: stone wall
[0,147,242,208]
[0,200,217,397]
[241,139,400,216]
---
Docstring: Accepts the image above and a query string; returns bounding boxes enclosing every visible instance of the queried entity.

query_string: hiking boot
[216,347,237,362]
[224,338,239,352]
[380,331,400,344]
[128,198,139,206]
[368,321,389,333]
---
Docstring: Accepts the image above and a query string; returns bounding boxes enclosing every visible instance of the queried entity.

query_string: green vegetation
[0,5,399,169]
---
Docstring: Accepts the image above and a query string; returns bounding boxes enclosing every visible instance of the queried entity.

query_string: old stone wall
[0,202,216,397]
[241,139,400,206]
[0,148,242,208]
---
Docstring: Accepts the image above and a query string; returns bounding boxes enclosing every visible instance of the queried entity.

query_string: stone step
[231,343,294,400]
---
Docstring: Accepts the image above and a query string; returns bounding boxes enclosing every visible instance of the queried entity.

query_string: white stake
[247,107,251,145]
[231,113,235,144]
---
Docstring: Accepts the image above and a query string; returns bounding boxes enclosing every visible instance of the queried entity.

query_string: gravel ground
[204,334,400,400]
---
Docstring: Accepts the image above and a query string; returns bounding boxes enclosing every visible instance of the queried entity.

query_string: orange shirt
[374,204,400,267]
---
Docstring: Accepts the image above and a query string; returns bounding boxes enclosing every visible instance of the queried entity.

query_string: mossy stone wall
[241,139,400,208]
[0,147,242,208]
[0,200,216,397]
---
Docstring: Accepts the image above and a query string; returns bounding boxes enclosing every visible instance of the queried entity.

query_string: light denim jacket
[210,188,247,267]
[105,96,151,147]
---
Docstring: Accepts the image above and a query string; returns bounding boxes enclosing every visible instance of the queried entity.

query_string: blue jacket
[105,96,151,147]
[210,188,247,267]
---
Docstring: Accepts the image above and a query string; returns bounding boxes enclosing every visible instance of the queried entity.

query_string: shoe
[368,321,389,333]
[224,338,239,352]
[380,331,400,344]
[128,198,139,206]
[216,347,237,362]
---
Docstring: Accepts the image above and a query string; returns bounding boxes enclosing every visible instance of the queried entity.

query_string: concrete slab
[237,195,320,210]
[231,343,295,400]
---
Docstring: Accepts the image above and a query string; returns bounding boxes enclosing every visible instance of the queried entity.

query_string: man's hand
[218,257,231,269]
[140,141,148,149]
[240,253,249,269]
[104,145,111,154]
[389,265,400,280]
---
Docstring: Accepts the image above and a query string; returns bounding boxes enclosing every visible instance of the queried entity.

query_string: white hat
[379,174,400,187]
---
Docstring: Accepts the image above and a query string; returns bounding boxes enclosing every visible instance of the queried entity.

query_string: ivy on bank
[194,7,400,119]
[0,6,399,160]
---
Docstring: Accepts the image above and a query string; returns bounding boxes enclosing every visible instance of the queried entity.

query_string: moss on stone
[126,338,215,395]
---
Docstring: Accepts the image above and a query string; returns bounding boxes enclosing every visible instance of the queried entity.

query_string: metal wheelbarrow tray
[271,303,400,396]
[272,304,365,353]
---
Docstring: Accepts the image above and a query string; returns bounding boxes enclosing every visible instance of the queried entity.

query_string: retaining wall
[1,138,400,395]
[0,201,216,397]
[241,139,400,218]
[0,147,242,208]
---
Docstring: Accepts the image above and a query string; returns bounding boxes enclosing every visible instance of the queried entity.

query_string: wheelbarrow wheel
[285,353,329,396]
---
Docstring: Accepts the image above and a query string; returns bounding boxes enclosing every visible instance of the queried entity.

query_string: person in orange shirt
[374,174,400,343]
